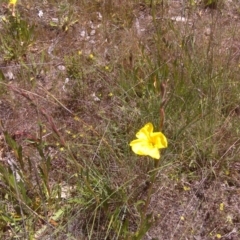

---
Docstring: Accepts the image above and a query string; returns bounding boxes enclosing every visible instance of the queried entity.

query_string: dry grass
[0,0,240,239]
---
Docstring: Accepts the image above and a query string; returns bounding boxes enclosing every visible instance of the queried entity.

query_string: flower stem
[139,159,161,230]
[144,159,160,213]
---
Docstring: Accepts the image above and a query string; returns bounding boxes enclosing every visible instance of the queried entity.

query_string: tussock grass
[0,0,240,239]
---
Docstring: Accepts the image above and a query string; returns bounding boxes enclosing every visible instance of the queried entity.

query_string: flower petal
[135,122,153,140]
[130,122,167,159]
[147,148,160,159]
[129,139,160,159]
[151,132,168,149]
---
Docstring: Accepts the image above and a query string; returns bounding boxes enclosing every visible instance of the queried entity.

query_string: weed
[0,0,240,239]
[0,15,34,62]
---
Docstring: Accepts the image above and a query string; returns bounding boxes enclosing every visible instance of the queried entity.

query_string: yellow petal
[9,0,17,5]
[129,139,148,155]
[129,139,160,159]
[130,122,167,159]
[136,122,153,140]
[143,122,153,132]
[151,132,168,148]
[146,147,160,159]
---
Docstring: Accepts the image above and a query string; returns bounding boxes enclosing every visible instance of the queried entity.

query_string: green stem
[139,159,161,228]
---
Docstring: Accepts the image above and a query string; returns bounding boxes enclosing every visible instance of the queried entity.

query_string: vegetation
[0,0,240,239]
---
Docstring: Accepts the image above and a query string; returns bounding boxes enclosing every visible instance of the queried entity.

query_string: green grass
[0,0,240,239]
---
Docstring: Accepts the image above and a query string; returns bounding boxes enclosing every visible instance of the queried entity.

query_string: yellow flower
[8,0,17,16]
[9,0,17,5]
[219,203,224,211]
[74,116,80,121]
[129,123,167,159]
[183,185,191,191]
[216,234,222,239]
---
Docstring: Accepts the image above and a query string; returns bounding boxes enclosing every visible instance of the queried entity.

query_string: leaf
[51,208,64,221]
[132,213,153,240]
[3,131,24,168]
[0,69,5,80]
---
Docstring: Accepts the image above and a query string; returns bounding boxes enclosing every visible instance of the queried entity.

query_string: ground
[0,0,240,239]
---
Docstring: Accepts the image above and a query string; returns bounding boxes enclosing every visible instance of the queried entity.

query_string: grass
[0,0,240,239]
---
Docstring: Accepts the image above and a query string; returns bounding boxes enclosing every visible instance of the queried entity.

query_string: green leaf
[132,213,153,240]
[51,208,64,221]
[3,131,22,162]
[0,69,5,80]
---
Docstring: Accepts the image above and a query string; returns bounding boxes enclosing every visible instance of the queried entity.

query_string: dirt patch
[0,0,240,239]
